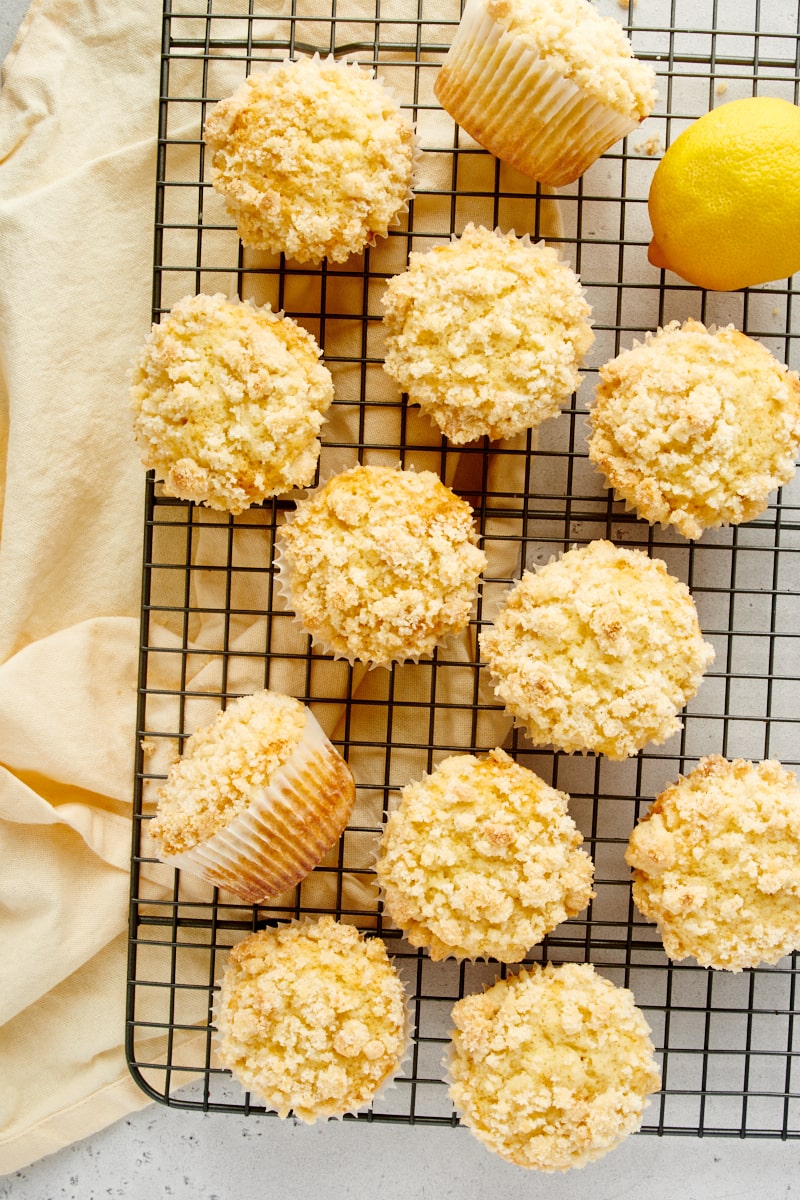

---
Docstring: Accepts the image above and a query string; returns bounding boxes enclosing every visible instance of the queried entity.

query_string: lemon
[647,96,800,291]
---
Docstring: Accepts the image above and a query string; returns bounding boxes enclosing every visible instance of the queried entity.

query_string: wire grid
[127,0,800,1139]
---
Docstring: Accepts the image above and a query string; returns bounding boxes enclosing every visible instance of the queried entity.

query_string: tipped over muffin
[381,224,593,443]
[148,689,355,902]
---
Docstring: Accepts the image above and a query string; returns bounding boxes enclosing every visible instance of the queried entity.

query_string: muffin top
[485,0,656,119]
[130,292,333,513]
[448,961,661,1170]
[479,539,715,759]
[588,319,800,539]
[627,755,800,971]
[203,57,414,263]
[215,917,407,1121]
[376,748,594,962]
[276,464,487,665]
[381,224,594,444]
[150,690,307,856]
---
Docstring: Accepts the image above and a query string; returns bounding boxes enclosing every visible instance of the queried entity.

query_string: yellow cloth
[0,0,562,1173]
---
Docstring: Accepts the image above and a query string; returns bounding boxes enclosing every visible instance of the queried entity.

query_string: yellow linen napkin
[0,0,562,1173]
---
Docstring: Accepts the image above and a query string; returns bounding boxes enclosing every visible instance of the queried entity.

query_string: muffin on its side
[627,755,800,971]
[381,224,593,444]
[203,57,414,263]
[480,540,714,759]
[376,748,594,962]
[588,319,800,539]
[276,463,487,666]
[149,690,355,903]
[434,0,656,187]
[130,292,333,513]
[215,918,408,1120]
[448,962,661,1170]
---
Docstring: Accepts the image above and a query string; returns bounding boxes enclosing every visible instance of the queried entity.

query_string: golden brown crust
[479,540,715,759]
[203,58,414,263]
[376,748,594,961]
[215,918,407,1121]
[381,224,593,444]
[627,756,800,971]
[129,292,333,513]
[588,320,800,539]
[276,464,487,665]
[448,962,661,1170]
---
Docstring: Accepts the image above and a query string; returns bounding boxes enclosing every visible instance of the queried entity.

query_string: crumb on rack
[634,135,663,156]
[140,739,158,757]
[715,80,729,97]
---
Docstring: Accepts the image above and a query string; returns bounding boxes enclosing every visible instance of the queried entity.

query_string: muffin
[448,961,661,1170]
[276,463,487,666]
[148,689,356,903]
[381,224,594,444]
[627,755,800,971]
[588,319,800,539]
[376,747,594,962]
[130,292,333,513]
[480,540,715,759]
[434,0,657,187]
[203,56,414,263]
[215,917,408,1120]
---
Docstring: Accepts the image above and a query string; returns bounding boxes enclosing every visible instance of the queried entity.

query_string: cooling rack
[127,0,800,1139]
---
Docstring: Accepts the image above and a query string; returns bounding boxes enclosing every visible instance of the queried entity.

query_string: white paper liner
[434,0,642,187]
[209,918,414,1122]
[160,709,355,903]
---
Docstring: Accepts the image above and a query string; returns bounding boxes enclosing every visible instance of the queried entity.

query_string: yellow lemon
[648,96,800,291]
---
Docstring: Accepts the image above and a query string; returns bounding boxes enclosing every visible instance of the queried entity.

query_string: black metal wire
[127,0,800,1138]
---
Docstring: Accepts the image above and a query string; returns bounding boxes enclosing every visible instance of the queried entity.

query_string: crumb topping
[588,319,800,539]
[203,57,414,263]
[381,224,593,444]
[479,540,715,759]
[277,464,487,665]
[129,292,333,513]
[487,0,657,119]
[150,690,307,855]
[376,748,594,961]
[448,961,661,1170]
[627,756,800,971]
[215,917,407,1121]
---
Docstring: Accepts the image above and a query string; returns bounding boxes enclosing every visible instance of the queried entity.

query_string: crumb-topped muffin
[376,748,594,962]
[588,320,800,539]
[203,57,414,263]
[627,756,800,971]
[149,690,355,903]
[434,0,656,187]
[448,962,661,1170]
[480,540,715,759]
[381,224,593,444]
[130,292,333,513]
[276,464,487,666]
[215,918,408,1120]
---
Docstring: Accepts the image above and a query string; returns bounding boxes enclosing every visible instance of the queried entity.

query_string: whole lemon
[648,96,800,291]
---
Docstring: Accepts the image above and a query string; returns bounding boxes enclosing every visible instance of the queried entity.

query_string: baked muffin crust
[589,319,800,539]
[203,57,414,262]
[448,961,661,1169]
[480,540,715,759]
[627,755,800,971]
[376,748,594,961]
[215,918,407,1121]
[381,224,593,444]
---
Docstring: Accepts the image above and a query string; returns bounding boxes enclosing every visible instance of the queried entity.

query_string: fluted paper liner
[434,0,642,187]
[160,709,356,903]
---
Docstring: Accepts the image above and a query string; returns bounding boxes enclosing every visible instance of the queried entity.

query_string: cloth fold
[0,0,562,1173]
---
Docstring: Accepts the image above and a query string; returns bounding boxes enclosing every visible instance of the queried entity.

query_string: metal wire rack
[127,0,800,1140]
